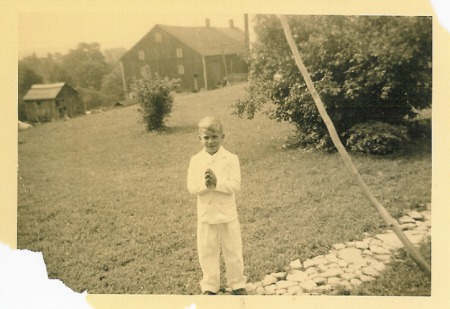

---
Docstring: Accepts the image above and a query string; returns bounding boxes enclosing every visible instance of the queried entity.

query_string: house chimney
[229,19,234,28]
[205,18,210,27]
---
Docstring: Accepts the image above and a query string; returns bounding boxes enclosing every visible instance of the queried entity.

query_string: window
[176,48,183,58]
[138,50,145,60]
[177,64,185,75]
[155,33,162,42]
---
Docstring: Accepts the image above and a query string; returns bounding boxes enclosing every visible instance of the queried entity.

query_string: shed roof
[22,83,71,101]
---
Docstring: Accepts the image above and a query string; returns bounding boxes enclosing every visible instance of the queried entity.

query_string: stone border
[241,208,431,296]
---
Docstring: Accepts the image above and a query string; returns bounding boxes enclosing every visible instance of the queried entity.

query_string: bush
[232,15,431,151]
[344,121,409,155]
[405,118,431,139]
[131,74,180,131]
[79,87,107,110]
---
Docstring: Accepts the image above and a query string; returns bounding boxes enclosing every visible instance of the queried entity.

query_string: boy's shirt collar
[202,145,225,157]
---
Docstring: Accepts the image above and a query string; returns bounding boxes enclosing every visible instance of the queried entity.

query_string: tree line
[18,42,124,120]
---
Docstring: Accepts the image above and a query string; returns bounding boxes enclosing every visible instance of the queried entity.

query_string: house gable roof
[22,83,73,101]
[156,24,246,56]
[121,24,246,60]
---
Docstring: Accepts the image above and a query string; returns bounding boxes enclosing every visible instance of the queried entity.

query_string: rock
[262,274,278,286]
[338,260,349,268]
[408,211,424,221]
[362,249,373,256]
[245,283,256,292]
[305,267,318,275]
[401,223,417,230]
[399,215,416,224]
[370,261,386,272]
[333,243,346,250]
[321,267,344,278]
[325,253,338,261]
[300,280,317,292]
[404,230,427,244]
[327,277,341,285]
[339,280,352,290]
[255,286,266,295]
[286,270,308,282]
[362,266,380,277]
[375,233,404,250]
[375,254,391,262]
[287,285,303,295]
[272,272,287,280]
[315,284,333,293]
[313,255,329,264]
[318,264,328,272]
[355,241,369,250]
[341,273,356,281]
[303,259,315,269]
[254,281,263,288]
[338,247,367,266]
[350,278,362,286]
[369,245,391,255]
[264,284,277,295]
[275,288,287,295]
[276,280,298,289]
[346,241,358,248]
[289,259,302,270]
[369,239,384,246]
[362,237,375,244]
[360,275,376,282]
[313,276,326,285]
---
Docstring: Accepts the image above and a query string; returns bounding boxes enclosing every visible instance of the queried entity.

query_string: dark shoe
[232,288,247,295]
[203,290,217,295]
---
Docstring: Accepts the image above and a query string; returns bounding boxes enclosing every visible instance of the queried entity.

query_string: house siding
[23,84,84,122]
[120,25,247,92]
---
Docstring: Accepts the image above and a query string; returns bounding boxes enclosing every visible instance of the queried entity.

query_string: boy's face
[199,129,224,155]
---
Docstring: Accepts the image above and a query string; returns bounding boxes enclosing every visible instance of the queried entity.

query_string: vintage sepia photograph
[3,0,449,308]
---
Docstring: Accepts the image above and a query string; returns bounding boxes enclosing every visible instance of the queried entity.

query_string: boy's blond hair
[198,116,224,134]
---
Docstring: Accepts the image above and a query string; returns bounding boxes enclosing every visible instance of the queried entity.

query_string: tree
[101,64,125,103]
[61,42,109,90]
[18,63,44,121]
[18,63,43,100]
[232,15,432,151]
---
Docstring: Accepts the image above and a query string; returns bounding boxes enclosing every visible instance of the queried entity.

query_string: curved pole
[278,14,431,278]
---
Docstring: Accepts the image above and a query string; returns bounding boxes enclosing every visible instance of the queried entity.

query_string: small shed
[22,83,84,122]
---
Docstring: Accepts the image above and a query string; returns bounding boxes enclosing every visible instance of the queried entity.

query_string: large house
[119,19,248,93]
[22,83,84,122]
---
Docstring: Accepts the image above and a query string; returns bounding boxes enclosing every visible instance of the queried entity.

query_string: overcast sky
[17,0,449,59]
[18,6,252,58]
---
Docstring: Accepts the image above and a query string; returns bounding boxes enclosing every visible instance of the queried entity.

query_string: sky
[17,0,449,59]
[18,4,253,58]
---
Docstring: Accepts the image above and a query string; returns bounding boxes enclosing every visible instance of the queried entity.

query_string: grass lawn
[17,83,431,295]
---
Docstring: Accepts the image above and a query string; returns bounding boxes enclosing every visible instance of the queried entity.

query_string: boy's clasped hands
[205,169,217,189]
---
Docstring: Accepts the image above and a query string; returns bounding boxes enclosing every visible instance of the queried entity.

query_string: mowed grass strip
[17,83,431,294]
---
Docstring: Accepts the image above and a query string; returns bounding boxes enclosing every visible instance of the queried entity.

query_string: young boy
[187,116,247,295]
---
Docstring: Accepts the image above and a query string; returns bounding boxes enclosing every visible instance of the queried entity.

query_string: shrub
[131,74,180,131]
[405,118,431,139]
[232,15,432,151]
[344,121,409,155]
[79,87,107,110]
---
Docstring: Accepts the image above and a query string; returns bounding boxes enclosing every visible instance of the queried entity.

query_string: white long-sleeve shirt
[187,146,241,224]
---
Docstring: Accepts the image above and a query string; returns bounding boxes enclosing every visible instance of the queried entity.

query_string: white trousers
[197,219,246,293]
